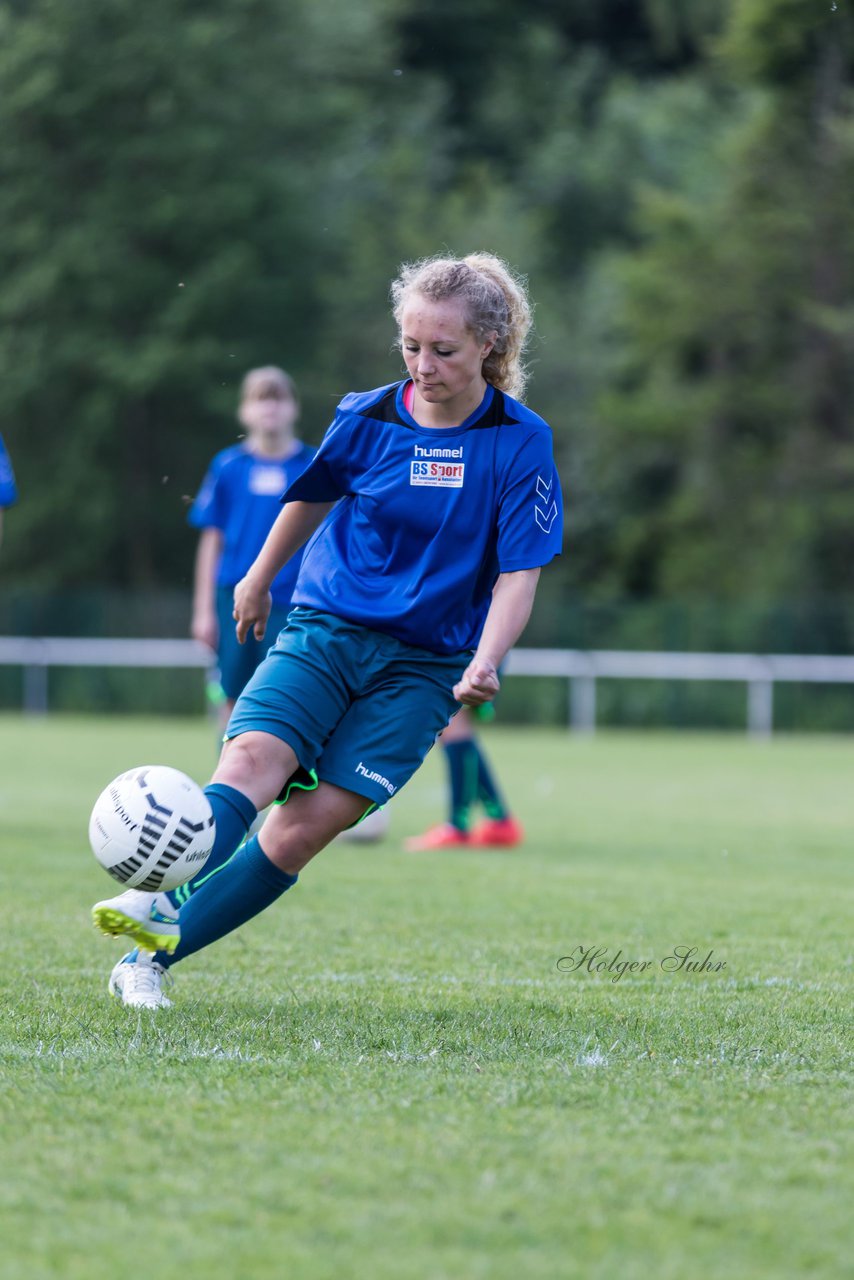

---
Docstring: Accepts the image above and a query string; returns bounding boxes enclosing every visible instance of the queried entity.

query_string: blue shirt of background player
[0,434,17,508]
[281,380,563,655]
[189,443,315,605]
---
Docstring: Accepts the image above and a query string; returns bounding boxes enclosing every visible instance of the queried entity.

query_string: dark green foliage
[584,0,854,599]
[0,0,403,586]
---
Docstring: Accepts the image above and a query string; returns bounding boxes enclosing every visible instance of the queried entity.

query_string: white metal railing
[502,648,854,736]
[3,636,854,736]
[0,637,213,719]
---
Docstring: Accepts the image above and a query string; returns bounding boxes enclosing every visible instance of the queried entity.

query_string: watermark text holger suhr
[557,945,727,983]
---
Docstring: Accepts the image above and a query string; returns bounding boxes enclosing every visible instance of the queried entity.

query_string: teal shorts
[226,608,469,806]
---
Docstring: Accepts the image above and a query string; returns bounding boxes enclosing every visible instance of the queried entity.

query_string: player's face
[400,295,495,421]
[240,388,298,438]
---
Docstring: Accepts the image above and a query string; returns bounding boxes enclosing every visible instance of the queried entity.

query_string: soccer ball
[88,765,215,892]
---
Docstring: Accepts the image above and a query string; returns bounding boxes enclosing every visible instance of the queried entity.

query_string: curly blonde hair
[391,253,533,400]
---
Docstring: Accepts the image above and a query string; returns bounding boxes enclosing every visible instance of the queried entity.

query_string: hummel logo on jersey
[410,444,465,488]
[355,761,397,795]
[414,446,463,458]
[534,473,557,532]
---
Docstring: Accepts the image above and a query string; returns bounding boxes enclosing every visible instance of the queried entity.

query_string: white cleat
[92,889,181,954]
[108,951,173,1009]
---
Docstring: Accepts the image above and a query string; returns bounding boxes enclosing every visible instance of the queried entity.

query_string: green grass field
[0,713,851,1280]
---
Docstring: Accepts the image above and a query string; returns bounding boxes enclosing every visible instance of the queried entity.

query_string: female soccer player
[95,252,564,1007]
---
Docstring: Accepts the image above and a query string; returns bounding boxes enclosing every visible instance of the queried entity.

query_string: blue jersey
[282,381,563,654]
[190,442,314,605]
[0,434,17,508]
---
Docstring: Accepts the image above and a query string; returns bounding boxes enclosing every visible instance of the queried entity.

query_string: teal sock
[166,783,257,909]
[156,835,296,968]
[444,740,479,832]
[474,743,509,820]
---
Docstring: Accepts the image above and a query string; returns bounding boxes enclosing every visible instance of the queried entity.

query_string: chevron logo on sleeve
[534,473,557,533]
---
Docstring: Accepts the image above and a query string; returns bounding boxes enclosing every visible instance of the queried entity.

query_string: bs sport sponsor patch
[409,445,465,489]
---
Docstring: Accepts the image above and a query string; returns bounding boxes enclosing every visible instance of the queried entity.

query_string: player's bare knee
[214,733,295,804]
[258,821,322,875]
[215,737,261,789]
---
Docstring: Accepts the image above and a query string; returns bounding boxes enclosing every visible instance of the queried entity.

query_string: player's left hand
[454,659,500,707]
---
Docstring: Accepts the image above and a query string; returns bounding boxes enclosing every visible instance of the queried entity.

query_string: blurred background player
[404,704,523,850]
[0,431,18,554]
[189,366,313,730]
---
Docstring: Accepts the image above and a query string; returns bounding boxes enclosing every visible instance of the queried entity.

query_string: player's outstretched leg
[107,782,367,1008]
[104,835,296,1009]
[92,782,258,951]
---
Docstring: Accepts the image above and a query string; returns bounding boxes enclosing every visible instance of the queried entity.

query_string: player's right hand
[453,659,500,707]
[233,576,272,644]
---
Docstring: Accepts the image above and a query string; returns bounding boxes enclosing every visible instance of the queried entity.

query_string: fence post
[23,662,49,715]
[570,675,597,734]
[747,678,773,738]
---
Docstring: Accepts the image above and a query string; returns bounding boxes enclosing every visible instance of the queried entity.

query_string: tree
[578,0,854,600]
[0,0,403,587]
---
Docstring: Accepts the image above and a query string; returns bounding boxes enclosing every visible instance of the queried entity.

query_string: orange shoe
[403,823,471,852]
[469,816,524,847]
